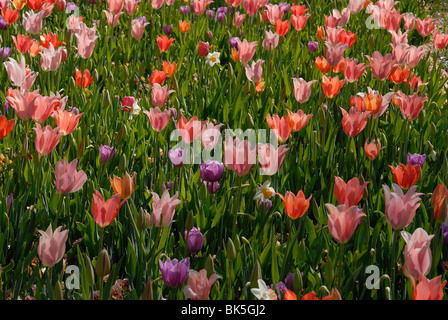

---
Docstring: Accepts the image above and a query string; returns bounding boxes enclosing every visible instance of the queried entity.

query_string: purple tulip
[0,47,12,60]
[0,16,7,30]
[200,160,224,182]
[407,153,426,168]
[180,6,190,15]
[205,181,219,194]
[285,273,294,290]
[69,107,79,115]
[136,16,147,24]
[279,2,290,13]
[217,7,228,15]
[443,223,448,246]
[308,41,318,52]
[4,102,9,112]
[184,227,204,254]
[206,9,214,19]
[229,37,239,49]
[99,145,116,163]
[168,148,184,167]
[258,199,272,212]
[163,181,173,192]
[159,258,190,288]
[90,0,97,3]
[162,24,173,35]
[168,107,177,119]
[275,281,287,299]
[216,11,226,22]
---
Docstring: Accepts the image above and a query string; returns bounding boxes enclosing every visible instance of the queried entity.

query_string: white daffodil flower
[253,180,275,203]
[206,52,220,66]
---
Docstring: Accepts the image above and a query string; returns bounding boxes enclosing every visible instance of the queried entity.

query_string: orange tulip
[266,113,291,144]
[277,190,311,220]
[339,30,357,48]
[29,40,43,57]
[110,171,137,199]
[0,116,14,140]
[364,138,381,160]
[431,184,448,223]
[162,61,178,78]
[315,56,331,74]
[363,91,382,114]
[334,176,369,207]
[2,8,19,24]
[91,190,127,228]
[54,109,84,136]
[332,58,345,73]
[178,20,191,33]
[286,108,312,132]
[322,75,345,98]
[230,47,239,62]
[75,69,93,88]
[389,163,421,189]
[157,35,175,52]
[302,291,319,300]
[275,19,290,36]
[40,32,65,49]
[255,80,265,93]
[389,65,410,84]
[11,0,27,9]
[316,26,325,41]
[149,70,167,86]
[283,289,297,300]
[12,34,34,54]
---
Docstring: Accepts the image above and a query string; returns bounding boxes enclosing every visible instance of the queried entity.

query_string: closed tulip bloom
[32,95,59,124]
[411,274,446,300]
[403,13,416,31]
[262,30,279,51]
[315,56,332,74]
[75,23,98,59]
[159,258,190,288]
[151,0,163,9]
[325,27,344,46]
[23,10,45,35]
[144,107,171,132]
[110,171,136,198]
[37,224,68,268]
[185,227,204,254]
[364,138,381,160]
[286,108,312,132]
[243,59,264,83]
[236,38,257,63]
[365,51,396,80]
[334,176,368,207]
[197,41,209,57]
[233,12,246,27]
[91,190,127,228]
[257,143,288,176]
[389,163,421,189]
[131,18,149,40]
[405,45,427,69]
[395,91,428,121]
[433,29,448,50]
[325,42,347,67]
[340,107,371,137]
[55,158,87,194]
[0,47,13,60]
[107,0,124,15]
[385,10,403,31]
[242,0,258,16]
[290,14,310,31]
[223,138,256,177]
[316,25,326,41]
[149,70,167,86]
[193,0,213,16]
[0,116,14,140]
[277,190,311,220]
[343,58,368,83]
[431,184,448,223]
[40,43,64,72]
[124,0,138,15]
[308,41,318,52]
[151,83,175,108]
[322,75,346,98]
[4,55,38,91]
[54,109,83,135]
[292,78,316,103]
[325,204,365,244]
[150,189,181,227]
[324,14,340,28]
[415,16,436,37]
[264,4,283,24]
[12,34,34,54]
[184,269,221,300]
[266,113,291,144]
[401,228,434,279]
[200,160,224,182]
[34,124,63,156]
[348,0,364,14]
[6,89,39,120]
[383,183,422,230]
[99,145,115,163]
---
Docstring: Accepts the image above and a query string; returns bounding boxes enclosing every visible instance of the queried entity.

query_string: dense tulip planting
[0,0,448,301]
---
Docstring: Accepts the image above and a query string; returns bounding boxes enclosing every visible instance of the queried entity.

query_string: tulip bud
[184,211,194,232]
[318,105,327,128]
[137,207,149,230]
[121,124,129,141]
[70,77,76,90]
[248,112,255,128]
[95,249,111,278]
[226,238,236,261]
[93,69,99,82]
[198,41,210,57]
[142,278,153,300]
[250,259,261,288]
[108,71,114,83]
[102,89,111,106]
[207,30,213,39]
[232,234,241,253]
[53,280,64,300]
[293,268,303,294]
[316,26,325,41]
[204,254,215,278]
[84,254,95,287]
[431,150,437,162]
[119,154,127,172]
[21,134,28,156]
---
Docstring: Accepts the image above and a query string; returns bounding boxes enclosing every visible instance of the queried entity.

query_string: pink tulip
[224,138,256,177]
[291,14,310,32]
[243,59,264,83]
[403,13,416,31]
[40,43,64,72]
[325,42,347,67]
[343,58,368,83]
[131,18,149,40]
[193,0,213,16]
[415,16,437,37]
[4,56,38,91]
[151,0,164,9]
[55,158,87,194]
[292,78,316,103]
[411,274,446,300]
[236,38,257,63]
[334,176,369,207]
[332,8,350,26]
[391,43,410,64]
[286,108,312,132]
[107,0,125,15]
[433,29,448,50]
[201,121,223,151]
[368,5,388,29]
[6,89,39,120]
[395,91,428,121]
[340,107,371,137]
[262,30,279,51]
[150,189,181,227]
[376,0,397,11]
[325,204,365,244]
[34,124,63,156]
[385,10,403,31]
[242,0,258,16]
[23,10,45,35]
[124,0,138,15]
[183,269,221,300]
[151,83,175,108]
[176,114,202,144]
[324,14,340,28]
[32,94,59,124]
[348,0,364,14]
[233,12,246,28]
[325,27,344,46]
[104,10,124,27]
[389,29,408,46]
[405,45,428,69]
[257,143,288,176]
[383,184,423,230]
[68,14,85,33]
[365,51,396,81]
[401,228,434,280]
[165,0,176,6]
[265,4,284,24]
[75,23,99,59]
[143,107,171,132]
[37,224,68,267]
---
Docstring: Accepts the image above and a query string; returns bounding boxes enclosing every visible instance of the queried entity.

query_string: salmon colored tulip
[411,274,446,300]
[33,124,63,156]
[316,26,326,41]
[29,40,43,57]
[193,0,213,16]
[389,163,420,189]
[151,83,175,108]
[183,269,221,300]
[332,58,345,73]
[55,158,87,194]
[339,30,357,47]
[223,138,256,177]
[257,143,288,176]
[277,190,311,220]
[124,0,138,15]
[325,204,365,244]
[394,91,428,121]
[433,29,448,50]
[103,10,124,27]
[149,70,167,86]
[131,18,149,40]
[364,138,381,160]
[325,42,347,67]
[91,190,127,228]
[110,171,137,199]
[431,184,448,223]
[389,29,409,46]
[292,78,316,103]
[322,75,345,98]
[265,4,284,24]
[75,69,93,88]
[12,34,34,54]
[40,32,65,49]
[54,109,84,135]
[0,116,14,140]
[162,61,177,78]
[315,56,332,74]
[233,12,246,27]
[286,108,312,132]
[340,107,371,137]
[334,176,369,207]
[291,4,308,16]
[2,7,19,24]
[405,45,428,69]
[37,224,68,268]
[143,107,171,132]
[266,113,291,144]
[415,16,436,37]
[4,56,38,91]
[322,288,342,300]
[236,38,257,63]
[32,95,59,124]
[365,51,396,81]
[150,189,181,227]
[177,113,202,144]
[179,20,191,33]
[389,65,410,84]
[302,291,319,300]
[242,0,258,16]
[157,35,174,52]
[107,0,125,15]
[74,22,98,59]
[343,58,368,83]
[290,14,310,32]
[358,88,394,119]
[6,89,39,120]
[401,228,434,279]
